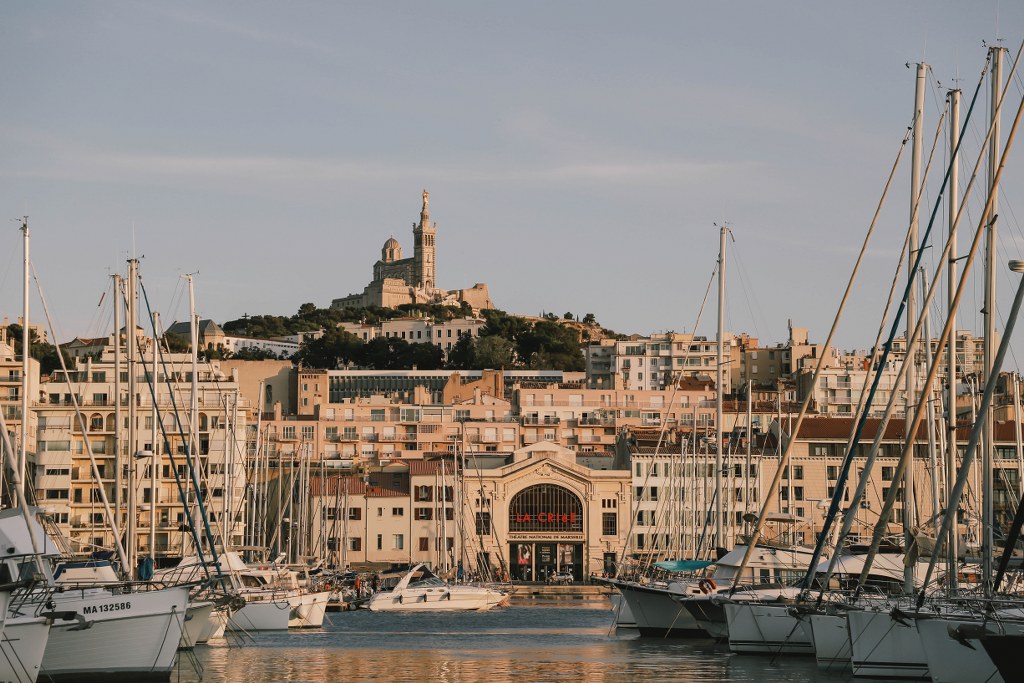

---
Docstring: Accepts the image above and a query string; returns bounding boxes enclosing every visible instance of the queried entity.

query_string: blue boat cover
[653,559,714,572]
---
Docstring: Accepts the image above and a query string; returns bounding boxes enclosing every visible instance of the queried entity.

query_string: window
[349,537,361,552]
[301,426,314,439]
[348,507,361,520]
[45,489,69,500]
[827,466,838,480]
[282,426,296,439]
[881,467,894,481]
[376,534,382,550]
[414,485,433,502]
[793,466,803,480]
[392,507,404,516]
[794,486,804,501]
[475,512,491,535]
[602,498,617,509]
[602,512,617,535]
[393,534,404,550]
[414,508,433,520]
[419,537,430,552]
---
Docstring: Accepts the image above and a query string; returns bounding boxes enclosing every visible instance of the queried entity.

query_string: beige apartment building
[0,327,40,504]
[33,336,249,564]
[620,415,1007,561]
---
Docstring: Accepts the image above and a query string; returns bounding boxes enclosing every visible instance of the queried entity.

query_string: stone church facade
[332,191,493,312]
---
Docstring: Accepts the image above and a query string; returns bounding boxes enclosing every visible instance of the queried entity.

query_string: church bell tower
[413,189,436,290]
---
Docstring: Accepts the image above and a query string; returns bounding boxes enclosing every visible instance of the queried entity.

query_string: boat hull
[40,585,189,682]
[179,601,215,649]
[0,615,50,683]
[287,591,331,628]
[227,598,291,631]
[725,602,814,655]
[847,607,929,680]
[915,615,1010,683]
[613,583,703,637]
[808,611,851,670]
[368,586,508,612]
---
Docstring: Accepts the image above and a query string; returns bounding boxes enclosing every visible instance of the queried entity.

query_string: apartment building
[33,336,249,564]
[588,332,746,393]
[0,327,40,501]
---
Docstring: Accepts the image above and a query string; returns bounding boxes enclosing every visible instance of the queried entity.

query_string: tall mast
[715,224,726,548]
[946,87,961,591]
[126,258,139,577]
[903,62,926,594]
[982,46,1004,591]
[150,311,160,567]
[187,273,199,555]
[113,274,122,535]
[18,217,29,503]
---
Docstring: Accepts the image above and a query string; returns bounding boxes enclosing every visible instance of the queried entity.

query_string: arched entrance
[507,484,584,583]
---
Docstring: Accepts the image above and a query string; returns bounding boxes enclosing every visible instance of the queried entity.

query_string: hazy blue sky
[2,2,1024,360]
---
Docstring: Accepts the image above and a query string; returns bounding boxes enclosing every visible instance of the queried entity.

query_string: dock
[508,584,614,604]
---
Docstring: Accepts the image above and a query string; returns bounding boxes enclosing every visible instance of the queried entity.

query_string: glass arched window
[509,484,583,533]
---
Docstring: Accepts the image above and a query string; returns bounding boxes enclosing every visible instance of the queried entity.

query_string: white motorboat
[367,564,509,612]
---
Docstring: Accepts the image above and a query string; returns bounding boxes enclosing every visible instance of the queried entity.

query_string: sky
[2,1,1024,364]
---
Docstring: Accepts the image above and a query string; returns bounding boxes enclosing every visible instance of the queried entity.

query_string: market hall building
[467,442,632,581]
[311,441,632,581]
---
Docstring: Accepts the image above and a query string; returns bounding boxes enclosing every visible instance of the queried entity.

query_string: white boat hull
[725,602,814,655]
[40,585,189,681]
[809,611,851,670]
[0,615,50,683]
[368,585,509,612]
[227,599,291,631]
[287,591,331,628]
[203,607,228,641]
[847,607,929,679]
[916,615,1015,683]
[179,601,215,649]
[614,583,703,636]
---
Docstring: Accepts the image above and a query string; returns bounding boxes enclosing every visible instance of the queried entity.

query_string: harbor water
[173,601,846,682]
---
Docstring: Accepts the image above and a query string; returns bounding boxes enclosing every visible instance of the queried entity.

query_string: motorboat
[367,564,509,612]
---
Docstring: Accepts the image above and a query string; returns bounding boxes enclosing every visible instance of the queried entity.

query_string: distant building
[331,191,494,312]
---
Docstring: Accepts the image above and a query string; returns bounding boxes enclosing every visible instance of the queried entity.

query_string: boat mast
[947,87,961,593]
[903,62,926,594]
[18,217,29,504]
[715,224,726,549]
[113,274,122,535]
[187,273,199,556]
[921,268,940,523]
[150,311,160,568]
[982,46,1004,592]
[126,257,139,578]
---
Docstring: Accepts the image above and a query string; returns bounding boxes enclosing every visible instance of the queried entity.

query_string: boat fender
[698,579,716,594]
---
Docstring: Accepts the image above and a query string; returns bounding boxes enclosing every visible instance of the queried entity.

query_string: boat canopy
[653,559,714,572]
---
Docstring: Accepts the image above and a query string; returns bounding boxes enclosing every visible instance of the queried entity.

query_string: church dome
[381,237,402,262]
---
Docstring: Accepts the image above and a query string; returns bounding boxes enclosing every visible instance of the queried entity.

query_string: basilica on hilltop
[331,190,493,312]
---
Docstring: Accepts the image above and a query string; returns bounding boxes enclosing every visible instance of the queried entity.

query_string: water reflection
[175,604,846,682]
